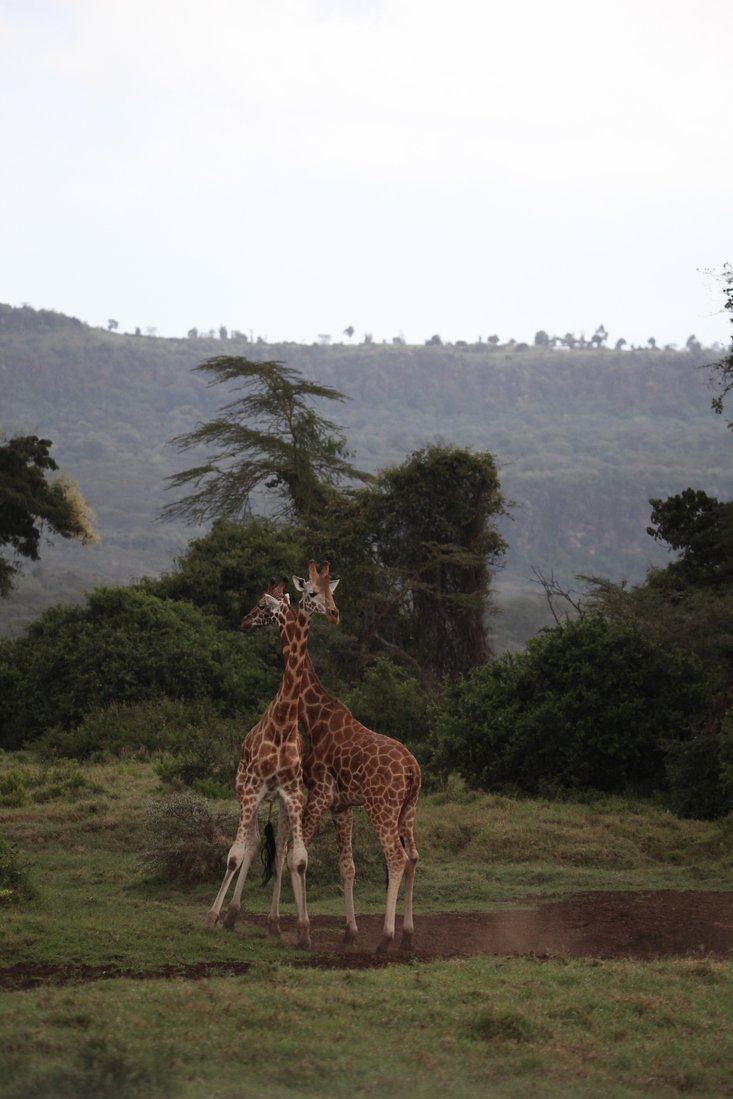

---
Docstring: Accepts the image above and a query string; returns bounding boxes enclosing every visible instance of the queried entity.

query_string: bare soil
[2,891,732,990]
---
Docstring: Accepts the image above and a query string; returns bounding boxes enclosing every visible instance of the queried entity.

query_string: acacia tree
[161,356,371,526]
[0,435,97,597]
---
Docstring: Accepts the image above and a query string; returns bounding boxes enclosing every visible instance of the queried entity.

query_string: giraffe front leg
[222,811,260,929]
[281,786,311,950]
[267,799,291,938]
[331,806,358,944]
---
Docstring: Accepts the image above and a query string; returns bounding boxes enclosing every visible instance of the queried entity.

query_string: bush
[665,712,733,819]
[0,768,28,808]
[342,657,432,763]
[0,839,34,904]
[433,614,710,797]
[139,791,238,884]
[0,587,279,748]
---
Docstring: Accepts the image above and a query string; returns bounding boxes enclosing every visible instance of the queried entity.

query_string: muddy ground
[2,891,732,990]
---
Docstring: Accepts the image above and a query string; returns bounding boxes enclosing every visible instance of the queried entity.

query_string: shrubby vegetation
[0,587,279,749]
[432,614,711,799]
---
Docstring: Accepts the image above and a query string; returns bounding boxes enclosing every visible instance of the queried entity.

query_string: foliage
[707,261,733,422]
[141,516,304,631]
[432,614,710,797]
[138,791,237,884]
[647,488,733,588]
[0,768,28,808]
[0,839,34,905]
[342,657,431,766]
[0,588,279,749]
[160,355,371,526]
[0,434,97,597]
[307,443,508,683]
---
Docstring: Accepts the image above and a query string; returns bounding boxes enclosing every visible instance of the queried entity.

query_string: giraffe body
[241,582,420,952]
[204,564,339,950]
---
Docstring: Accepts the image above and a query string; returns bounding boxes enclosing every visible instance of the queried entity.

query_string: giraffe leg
[281,785,311,950]
[331,807,358,944]
[204,795,260,930]
[398,795,420,952]
[222,812,260,929]
[267,799,291,937]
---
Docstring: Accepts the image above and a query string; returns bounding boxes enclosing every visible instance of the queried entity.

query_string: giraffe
[241,579,420,953]
[203,562,340,950]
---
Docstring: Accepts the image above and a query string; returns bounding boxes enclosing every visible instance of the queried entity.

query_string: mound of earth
[2,891,732,989]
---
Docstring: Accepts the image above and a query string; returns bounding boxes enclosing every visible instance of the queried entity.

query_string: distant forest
[1,302,730,648]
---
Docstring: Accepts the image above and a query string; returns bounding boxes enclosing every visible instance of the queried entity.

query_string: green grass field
[1,753,733,1098]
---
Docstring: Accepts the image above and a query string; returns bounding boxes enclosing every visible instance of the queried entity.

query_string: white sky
[1,0,732,347]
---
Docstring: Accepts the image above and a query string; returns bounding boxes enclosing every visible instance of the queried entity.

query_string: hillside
[1,302,730,646]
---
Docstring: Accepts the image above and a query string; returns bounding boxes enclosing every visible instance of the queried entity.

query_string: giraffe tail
[260,820,277,886]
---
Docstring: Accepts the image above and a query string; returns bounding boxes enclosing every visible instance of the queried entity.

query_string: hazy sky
[1,0,732,347]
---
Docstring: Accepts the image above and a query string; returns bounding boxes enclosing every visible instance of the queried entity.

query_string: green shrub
[0,587,279,748]
[0,839,34,904]
[0,768,28,808]
[433,614,710,798]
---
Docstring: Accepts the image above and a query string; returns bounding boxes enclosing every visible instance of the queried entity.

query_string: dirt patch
[3,891,732,990]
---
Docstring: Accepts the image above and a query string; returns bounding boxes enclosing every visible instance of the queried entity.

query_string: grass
[1,956,733,1098]
[1,752,733,1096]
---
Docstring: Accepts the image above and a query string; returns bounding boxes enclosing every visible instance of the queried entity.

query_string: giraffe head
[293,561,340,625]
[240,577,290,632]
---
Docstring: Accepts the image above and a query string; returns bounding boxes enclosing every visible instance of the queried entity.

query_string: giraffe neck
[271,606,312,725]
[275,602,342,745]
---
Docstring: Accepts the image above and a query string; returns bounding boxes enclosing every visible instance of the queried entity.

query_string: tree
[534,330,550,347]
[160,356,371,527]
[647,489,733,588]
[107,319,118,332]
[343,326,354,339]
[308,443,508,683]
[0,586,278,749]
[432,614,709,797]
[0,435,97,597]
[591,325,608,347]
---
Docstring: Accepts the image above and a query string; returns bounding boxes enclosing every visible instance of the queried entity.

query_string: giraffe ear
[292,576,306,592]
[263,594,279,609]
[329,579,340,593]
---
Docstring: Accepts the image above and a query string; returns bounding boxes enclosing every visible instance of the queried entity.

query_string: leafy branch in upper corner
[160,356,372,527]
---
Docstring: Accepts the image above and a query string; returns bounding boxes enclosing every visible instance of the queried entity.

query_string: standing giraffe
[203,562,340,950]
[241,579,420,953]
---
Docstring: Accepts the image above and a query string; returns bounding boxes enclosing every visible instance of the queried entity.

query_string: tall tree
[0,435,97,598]
[307,443,508,683]
[161,356,371,526]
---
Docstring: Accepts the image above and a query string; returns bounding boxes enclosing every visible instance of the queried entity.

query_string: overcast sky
[1,0,732,347]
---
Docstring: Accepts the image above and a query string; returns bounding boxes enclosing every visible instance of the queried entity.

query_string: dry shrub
[139,791,237,884]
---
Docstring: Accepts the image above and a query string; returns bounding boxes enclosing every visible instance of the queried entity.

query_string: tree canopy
[161,356,371,526]
[0,434,97,597]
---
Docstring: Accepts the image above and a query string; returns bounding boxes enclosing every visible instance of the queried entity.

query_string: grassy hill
[2,303,730,646]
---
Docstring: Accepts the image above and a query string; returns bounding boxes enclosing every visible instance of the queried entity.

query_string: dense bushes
[0,586,279,749]
[432,615,711,798]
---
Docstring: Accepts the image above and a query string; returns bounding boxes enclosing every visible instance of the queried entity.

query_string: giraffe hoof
[203,911,219,931]
[222,904,240,930]
[375,935,393,954]
[399,930,414,952]
[295,937,312,951]
[267,919,282,938]
[342,928,358,945]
